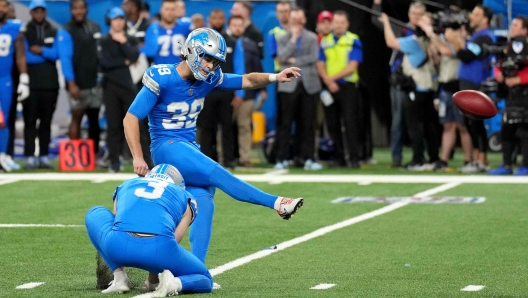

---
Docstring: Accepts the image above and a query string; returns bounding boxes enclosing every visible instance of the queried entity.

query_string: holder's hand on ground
[277,67,301,82]
[133,158,149,177]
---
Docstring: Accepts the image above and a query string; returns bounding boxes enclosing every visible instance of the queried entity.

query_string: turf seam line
[209,182,461,277]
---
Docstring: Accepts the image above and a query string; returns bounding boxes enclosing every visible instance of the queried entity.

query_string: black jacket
[64,18,101,89]
[97,33,139,92]
[24,19,59,90]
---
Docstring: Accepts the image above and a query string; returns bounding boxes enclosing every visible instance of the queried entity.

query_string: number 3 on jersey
[163,97,204,129]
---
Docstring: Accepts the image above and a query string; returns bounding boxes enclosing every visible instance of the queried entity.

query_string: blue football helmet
[181,28,226,83]
[146,164,185,189]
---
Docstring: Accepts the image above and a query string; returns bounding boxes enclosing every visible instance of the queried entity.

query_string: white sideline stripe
[0,179,19,185]
[310,283,336,290]
[0,224,83,228]
[209,182,461,277]
[1,173,528,184]
[461,285,485,291]
[16,282,45,289]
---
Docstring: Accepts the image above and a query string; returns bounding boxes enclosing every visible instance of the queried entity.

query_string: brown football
[452,90,498,120]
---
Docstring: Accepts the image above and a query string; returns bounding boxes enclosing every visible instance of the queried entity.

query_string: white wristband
[19,73,29,85]
[269,74,277,82]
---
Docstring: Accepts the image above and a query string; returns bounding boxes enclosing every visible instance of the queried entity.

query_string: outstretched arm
[241,67,301,90]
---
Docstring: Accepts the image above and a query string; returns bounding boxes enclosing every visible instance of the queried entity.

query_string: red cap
[317,11,333,23]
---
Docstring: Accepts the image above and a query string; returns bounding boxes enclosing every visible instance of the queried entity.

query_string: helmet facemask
[182,28,226,84]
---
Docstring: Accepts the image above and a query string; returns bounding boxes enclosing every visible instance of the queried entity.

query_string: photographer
[489,16,528,175]
[379,12,440,171]
[456,5,495,173]
[372,0,425,168]
[420,21,473,171]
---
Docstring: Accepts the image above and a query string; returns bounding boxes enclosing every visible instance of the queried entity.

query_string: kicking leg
[152,141,304,219]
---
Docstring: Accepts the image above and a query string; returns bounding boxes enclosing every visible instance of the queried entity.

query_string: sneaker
[460,161,479,173]
[152,270,180,297]
[276,197,303,220]
[475,161,491,173]
[433,160,448,171]
[391,159,402,168]
[213,282,221,290]
[0,154,12,172]
[304,159,322,171]
[348,160,360,169]
[4,155,20,170]
[514,166,528,176]
[488,165,513,175]
[273,160,288,170]
[38,156,54,169]
[359,158,377,165]
[25,156,39,170]
[101,279,131,294]
[406,162,426,171]
[328,159,347,168]
[108,161,122,173]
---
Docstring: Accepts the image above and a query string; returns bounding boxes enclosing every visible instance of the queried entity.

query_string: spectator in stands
[175,0,190,23]
[5,1,21,170]
[274,8,322,170]
[59,0,102,159]
[122,0,150,45]
[379,12,440,171]
[372,0,425,168]
[142,0,192,65]
[317,11,363,168]
[140,1,150,21]
[316,10,332,44]
[191,13,205,29]
[230,1,264,59]
[420,20,473,171]
[197,11,245,169]
[22,0,61,170]
[456,5,495,173]
[228,15,265,168]
[268,1,291,73]
[97,7,141,173]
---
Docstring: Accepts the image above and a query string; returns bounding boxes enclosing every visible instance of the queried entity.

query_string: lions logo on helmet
[146,164,185,189]
[181,28,226,83]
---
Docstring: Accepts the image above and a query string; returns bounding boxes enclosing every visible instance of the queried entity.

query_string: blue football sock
[208,165,277,209]
[188,186,215,263]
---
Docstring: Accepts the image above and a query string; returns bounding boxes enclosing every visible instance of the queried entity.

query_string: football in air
[453,90,498,120]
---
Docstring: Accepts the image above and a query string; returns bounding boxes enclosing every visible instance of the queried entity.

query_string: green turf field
[1,173,527,297]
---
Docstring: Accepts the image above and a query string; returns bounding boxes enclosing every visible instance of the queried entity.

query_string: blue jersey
[142,20,192,65]
[113,177,197,237]
[0,19,22,78]
[128,63,243,146]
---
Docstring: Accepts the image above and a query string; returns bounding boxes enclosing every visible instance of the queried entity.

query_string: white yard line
[16,282,45,289]
[209,182,461,277]
[0,179,19,186]
[1,173,528,184]
[461,285,485,291]
[310,283,337,290]
[0,224,83,228]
